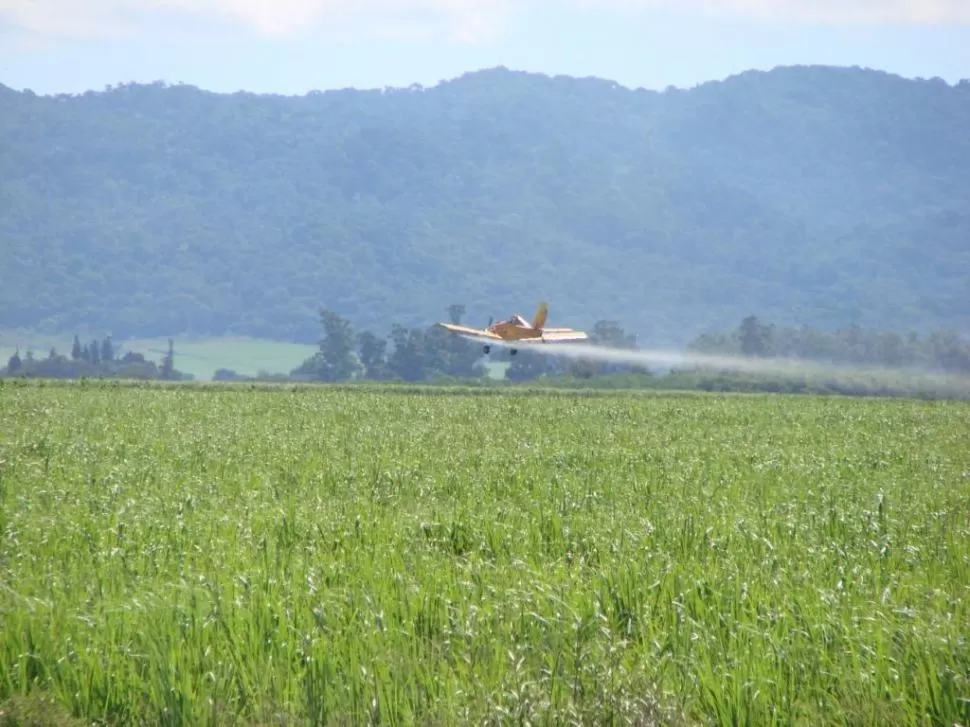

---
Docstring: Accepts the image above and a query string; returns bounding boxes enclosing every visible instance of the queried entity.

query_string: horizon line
[3,61,968,98]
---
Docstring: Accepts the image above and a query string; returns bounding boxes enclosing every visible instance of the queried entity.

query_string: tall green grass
[1,382,968,725]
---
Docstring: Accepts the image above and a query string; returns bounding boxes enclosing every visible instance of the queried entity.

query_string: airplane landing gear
[483,345,491,354]
[510,348,518,356]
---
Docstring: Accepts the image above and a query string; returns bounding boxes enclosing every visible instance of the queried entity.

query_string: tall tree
[427,331,486,380]
[739,315,772,357]
[311,309,361,381]
[356,331,388,380]
[386,324,427,382]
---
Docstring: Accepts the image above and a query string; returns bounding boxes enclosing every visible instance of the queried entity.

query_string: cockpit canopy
[509,314,530,327]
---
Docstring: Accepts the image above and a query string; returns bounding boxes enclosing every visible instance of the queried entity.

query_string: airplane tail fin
[532,302,548,330]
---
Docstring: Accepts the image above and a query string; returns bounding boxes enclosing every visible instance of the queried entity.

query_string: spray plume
[489,339,970,399]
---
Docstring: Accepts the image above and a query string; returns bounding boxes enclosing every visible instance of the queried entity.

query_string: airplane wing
[435,322,502,341]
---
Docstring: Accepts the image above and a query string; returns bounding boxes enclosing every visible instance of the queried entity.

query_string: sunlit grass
[1,381,968,725]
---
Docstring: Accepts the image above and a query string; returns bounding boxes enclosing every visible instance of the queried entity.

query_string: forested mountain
[2,65,968,345]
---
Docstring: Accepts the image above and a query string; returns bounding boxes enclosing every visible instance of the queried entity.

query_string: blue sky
[1,1,968,95]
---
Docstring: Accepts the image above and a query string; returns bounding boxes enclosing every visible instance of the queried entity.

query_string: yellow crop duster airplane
[435,302,588,355]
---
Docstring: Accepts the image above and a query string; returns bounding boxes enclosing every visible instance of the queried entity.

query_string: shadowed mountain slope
[1,65,968,344]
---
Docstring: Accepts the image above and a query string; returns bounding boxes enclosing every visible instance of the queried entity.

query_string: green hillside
[1,65,968,345]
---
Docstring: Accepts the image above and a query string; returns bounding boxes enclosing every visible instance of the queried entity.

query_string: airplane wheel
[483,345,490,354]
[510,349,517,356]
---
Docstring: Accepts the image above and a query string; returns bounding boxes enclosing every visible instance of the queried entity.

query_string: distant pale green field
[122,336,318,379]
[0,332,318,380]
[1,332,508,381]
[1,381,968,725]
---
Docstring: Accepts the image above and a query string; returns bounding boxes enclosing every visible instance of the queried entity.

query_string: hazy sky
[2,0,968,95]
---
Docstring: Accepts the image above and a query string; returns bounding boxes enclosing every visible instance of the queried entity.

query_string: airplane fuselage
[488,321,543,340]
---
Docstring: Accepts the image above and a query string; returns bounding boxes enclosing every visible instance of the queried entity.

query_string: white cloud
[0,0,511,42]
[1,0,130,39]
[2,0,966,44]
[571,0,970,24]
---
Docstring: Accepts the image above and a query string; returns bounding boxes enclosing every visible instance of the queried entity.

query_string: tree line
[689,315,970,372]
[4,312,967,400]
[227,305,641,384]
[269,309,970,399]
[2,335,189,381]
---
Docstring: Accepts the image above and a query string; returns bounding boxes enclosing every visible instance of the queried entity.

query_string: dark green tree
[309,309,362,381]
[380,306,487,382]
[505,349,559,381]
[685,317,970,375]
[426,328,486,379]
[739,315,772,357]
[386,324,429,382]
[213,368,248,381]
[562,319,642,378]
[927,331,970,372]
[356,331,388,380]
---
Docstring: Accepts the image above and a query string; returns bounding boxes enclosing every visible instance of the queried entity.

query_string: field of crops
[1,380,968,725]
